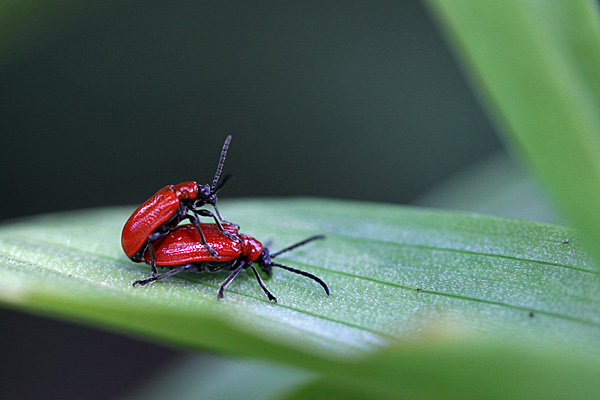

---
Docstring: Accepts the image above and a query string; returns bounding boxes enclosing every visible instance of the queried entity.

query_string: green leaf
[121,355,315,400]
[423,0,600,261]
[280,339,600,400]
[0,198,598,354]
[1,199,599,397]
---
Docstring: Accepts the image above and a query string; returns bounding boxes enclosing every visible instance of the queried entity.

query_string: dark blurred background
[1,1,502,399]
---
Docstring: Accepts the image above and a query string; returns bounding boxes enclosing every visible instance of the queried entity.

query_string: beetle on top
[121,136,238,277]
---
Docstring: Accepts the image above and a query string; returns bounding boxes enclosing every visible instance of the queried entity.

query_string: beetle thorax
[240,234,263,262]
[173,181,198,200]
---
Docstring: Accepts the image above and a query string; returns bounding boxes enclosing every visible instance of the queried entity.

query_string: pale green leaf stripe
[0,199,598,366]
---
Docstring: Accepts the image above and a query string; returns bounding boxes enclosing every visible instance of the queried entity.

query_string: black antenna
[271,235,325,258]
[271,262,330,295]
[211,135,232,190]
[213,173,233,193]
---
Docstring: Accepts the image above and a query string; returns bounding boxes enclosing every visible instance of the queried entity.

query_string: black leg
[249,263,277,303]
[186,213,220,259]
[213,204,240,230]
[146,239,157,276]
[196,209,241,243]
[217,260,245,299]
[133,264,191,287]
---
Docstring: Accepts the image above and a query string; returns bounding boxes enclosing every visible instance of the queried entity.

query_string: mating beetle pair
[121,136,329,302]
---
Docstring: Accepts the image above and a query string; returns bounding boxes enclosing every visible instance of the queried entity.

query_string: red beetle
[132,223,330,302]
[122,136,237,276]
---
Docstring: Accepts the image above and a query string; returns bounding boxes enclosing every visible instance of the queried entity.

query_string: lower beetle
[132,223,330,302]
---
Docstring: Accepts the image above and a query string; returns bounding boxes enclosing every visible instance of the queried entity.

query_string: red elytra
[121,136,236,267]
[133,223,329,303]
[122,181,202,258]
[143,223,262,265]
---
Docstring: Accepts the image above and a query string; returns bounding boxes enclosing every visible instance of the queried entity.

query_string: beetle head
[256,248,273,276]
[196,183,217,206]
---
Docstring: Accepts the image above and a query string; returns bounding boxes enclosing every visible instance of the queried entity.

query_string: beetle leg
[133,264,191,287]
[147,239,158,276]
[197,209,225,229]
[187,212,220,260]
[196,209,241,243]
[249,262,277,303]
[213,204,241,230]
[217,260,245,299]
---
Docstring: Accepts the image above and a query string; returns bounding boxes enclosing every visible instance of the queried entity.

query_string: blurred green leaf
[424,0,600,261]
[1,199,599,398]
[121,354,315,400]
[280,339,600,400]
